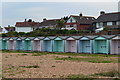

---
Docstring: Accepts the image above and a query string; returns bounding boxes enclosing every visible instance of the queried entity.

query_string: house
[39,18,61,29]
[63,13,95,30]
[2,25,15,33]
[15,19,40,33]
[93,11,120,32]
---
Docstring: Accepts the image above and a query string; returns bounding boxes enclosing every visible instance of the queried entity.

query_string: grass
[67,71,120,79]
[91,71,120,77]
[55,56,118,63]
[1,50,119,57]
[19,65,40,68]
[17,54,28,56]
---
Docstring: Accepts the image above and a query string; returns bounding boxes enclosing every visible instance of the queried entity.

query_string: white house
[93,11,120,32]
[15,19,40,33]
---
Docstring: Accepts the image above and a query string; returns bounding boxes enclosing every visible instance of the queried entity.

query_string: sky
[1,0,119,27]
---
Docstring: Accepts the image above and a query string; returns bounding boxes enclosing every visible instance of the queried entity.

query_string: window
[107,22,112,26]
[70,19,72,23]
[117,21,120,25]
[66,25,70,28]
[73,24,77,29]
[96,22,103,28]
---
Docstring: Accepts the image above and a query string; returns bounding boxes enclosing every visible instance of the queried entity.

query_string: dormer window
[70,18,72,23]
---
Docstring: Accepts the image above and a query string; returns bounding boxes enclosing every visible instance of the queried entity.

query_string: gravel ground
[2,53,119,78]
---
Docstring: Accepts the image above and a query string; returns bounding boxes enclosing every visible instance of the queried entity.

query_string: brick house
[63,13,95,30]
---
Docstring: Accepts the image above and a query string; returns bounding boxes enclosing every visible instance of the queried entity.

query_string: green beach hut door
[2,40,7,49]
[56,40,63,52]
[16,40,22,50]
[24,38,31,50]
[97,40,106,53]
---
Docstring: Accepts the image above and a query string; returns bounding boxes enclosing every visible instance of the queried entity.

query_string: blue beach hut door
[81,40,90,53]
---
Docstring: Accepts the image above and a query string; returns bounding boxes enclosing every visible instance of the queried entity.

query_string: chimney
[100,11,105,15]
[43,18,47,21]
[79,13,82,17]
[8,25,10,27]
[25,19,27,22]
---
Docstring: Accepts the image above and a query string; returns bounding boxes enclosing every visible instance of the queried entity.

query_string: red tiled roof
[15,22,40,27]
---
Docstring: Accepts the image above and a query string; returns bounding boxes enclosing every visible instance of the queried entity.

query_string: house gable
[66,17,76,23]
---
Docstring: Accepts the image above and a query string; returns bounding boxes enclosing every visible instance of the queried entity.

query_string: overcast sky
[1,1,119,27]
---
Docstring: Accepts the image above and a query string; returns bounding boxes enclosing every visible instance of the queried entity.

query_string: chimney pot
[79,13,82,16]
[100,11,105,15]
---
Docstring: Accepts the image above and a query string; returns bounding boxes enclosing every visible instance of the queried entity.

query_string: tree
[56,20,64,30]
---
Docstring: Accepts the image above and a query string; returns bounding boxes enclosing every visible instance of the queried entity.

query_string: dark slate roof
[71,15,95,25]
[15,22,40,27]
[94,12,120,23]
[4,27,15,31]
[39,19,61,26]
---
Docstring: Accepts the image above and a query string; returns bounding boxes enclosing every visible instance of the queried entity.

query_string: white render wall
[16,27,33,33]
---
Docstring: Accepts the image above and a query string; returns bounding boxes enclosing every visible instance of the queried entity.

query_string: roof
[15,22,40,27]
[94,12,120,23]
[4,27,15,31]
[39,19,61,26]
[71,15,95,25]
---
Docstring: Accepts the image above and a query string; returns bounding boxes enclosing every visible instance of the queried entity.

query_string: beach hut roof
[86,35,98,39]
[101,35,116,39]
[66,36,76,40]
[80,36,90,40]
[112,35,120,40]
[24,37,34,40]
[54,36,69,40]
[8,37,18,40]
[2,37,10,40]
[94,35,107,40]
[72,36,83,39]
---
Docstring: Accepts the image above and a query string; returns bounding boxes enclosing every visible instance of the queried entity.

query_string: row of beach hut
[0,35,120,54]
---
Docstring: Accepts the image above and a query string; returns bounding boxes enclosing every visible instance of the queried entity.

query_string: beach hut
[2,37,8,50]
[16,37,25,50]
[78,36,92,53]
[93,35,114,54]
[65,36,79,53]
[8,37,17,50]
[42,37,55,52]
[32,37,44,51]
[53,36,68,52]
[23,37,33,51]
[110,35,120,54]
